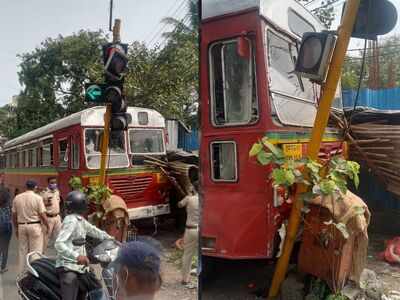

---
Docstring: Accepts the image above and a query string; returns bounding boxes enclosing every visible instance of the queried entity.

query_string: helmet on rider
[65,191,88,215]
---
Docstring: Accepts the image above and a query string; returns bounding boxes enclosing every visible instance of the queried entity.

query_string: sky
[1,0,400,106]
[308,0,400,50]
[0,0,187,106]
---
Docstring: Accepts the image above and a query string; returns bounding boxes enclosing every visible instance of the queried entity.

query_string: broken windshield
[84,129,129,169]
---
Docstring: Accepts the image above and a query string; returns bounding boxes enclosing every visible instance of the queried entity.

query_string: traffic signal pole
[267,0,361,298]
[100,19,121,185]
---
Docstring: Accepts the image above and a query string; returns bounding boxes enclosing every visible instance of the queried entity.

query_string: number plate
[283,144,303,159]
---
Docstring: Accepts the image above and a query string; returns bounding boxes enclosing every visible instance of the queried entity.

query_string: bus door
[56,136,71,197]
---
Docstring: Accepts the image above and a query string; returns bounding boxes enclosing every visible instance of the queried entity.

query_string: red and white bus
[200,0,344,261]
[0,106,170,220]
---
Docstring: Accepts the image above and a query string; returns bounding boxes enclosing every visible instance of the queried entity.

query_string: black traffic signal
[295,32,336,83]
[102,43,131,131]
[104,86,131,131]
[102,43,129,81]
[342,0,398,40]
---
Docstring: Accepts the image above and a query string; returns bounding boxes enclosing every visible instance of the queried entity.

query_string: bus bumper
[127,204,170,220]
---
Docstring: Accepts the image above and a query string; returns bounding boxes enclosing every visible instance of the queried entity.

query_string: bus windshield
[267,29,317,127]
[84,129,129,169]
[129,129,164,155]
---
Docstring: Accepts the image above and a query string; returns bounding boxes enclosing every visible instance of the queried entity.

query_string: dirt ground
[154,224,198,300]
[200,233,400,300]
[0,219,197,300]
[366,233,400,295]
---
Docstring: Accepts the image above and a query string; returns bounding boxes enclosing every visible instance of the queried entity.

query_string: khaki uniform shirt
[12,190,46,223]
[178,194,199,227]
[55,214,112,273]
[40,188,61,215]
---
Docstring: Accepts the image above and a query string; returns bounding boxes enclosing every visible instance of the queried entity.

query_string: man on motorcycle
[55,191,113,300]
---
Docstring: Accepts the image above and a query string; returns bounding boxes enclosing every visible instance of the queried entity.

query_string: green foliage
[87,184,112,206]
[68,176,112,206]
[68,176,86,192]
[250,138,361,240]
[298,0,337,28]
[343,36,400,89]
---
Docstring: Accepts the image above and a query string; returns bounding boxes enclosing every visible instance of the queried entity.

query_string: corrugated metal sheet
[342,88,400,109]
[166,120,199,152]
[351,166,400,211]
[166,120,179,151]
[178,129,199,152]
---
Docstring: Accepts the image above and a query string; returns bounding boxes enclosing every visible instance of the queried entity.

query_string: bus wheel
[200,255,217,286]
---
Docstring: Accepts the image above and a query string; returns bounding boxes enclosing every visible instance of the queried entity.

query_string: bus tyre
[200,255,217,285]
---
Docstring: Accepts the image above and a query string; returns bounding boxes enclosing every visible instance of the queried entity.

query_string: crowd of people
[0,177,199,299]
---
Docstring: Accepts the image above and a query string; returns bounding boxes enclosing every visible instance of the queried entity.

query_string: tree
[1,1,199,139]
[299,0,337,28]
[2,30,107,138]
[342,36,400,90]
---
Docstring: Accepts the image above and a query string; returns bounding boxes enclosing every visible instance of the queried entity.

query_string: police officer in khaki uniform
[41,177,62,251]
[178,181,199,288]
[12,180,50,272]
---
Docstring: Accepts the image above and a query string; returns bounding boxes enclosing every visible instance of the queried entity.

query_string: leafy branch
[68,176,112,206]
[250,137,360,239]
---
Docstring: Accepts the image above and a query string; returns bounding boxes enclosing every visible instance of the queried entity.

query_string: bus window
[41,143,53,167]
[71,142,79,169]
[29,148,37,167]
[267,30,317,127]
[28,149,33,167]
[21,151,26,168]
[210,141,237,182]
[288,9,316,38]
[129,129,164,155]
[15,152,19,168]
[5,154,9,168]
[58,140,68,167]
[84,129,129,169]
[210,39,258,126]
[0,156,4,169]
[8,153,12,168]
[25,150,29,167]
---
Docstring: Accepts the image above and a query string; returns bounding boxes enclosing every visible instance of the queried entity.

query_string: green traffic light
[85,84,104,102]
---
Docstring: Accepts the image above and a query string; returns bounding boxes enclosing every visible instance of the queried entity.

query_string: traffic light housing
[295,32,336,83]
[342,0,397,40]
[102,43,129,82]
[102,43,131,131]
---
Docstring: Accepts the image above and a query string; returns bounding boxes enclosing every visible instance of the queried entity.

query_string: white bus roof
[202,0,325,35]
[4,106,165,149]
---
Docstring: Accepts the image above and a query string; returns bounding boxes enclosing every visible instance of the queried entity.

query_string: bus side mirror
[237,33,250,59]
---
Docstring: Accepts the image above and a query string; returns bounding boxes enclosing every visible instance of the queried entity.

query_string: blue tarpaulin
[342,88,400,109]
[178,129,199,152]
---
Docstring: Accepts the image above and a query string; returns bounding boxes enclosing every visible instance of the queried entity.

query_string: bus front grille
[109,176,153,200]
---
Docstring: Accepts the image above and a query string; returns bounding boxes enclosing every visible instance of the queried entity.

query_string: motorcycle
[16,239,120,300]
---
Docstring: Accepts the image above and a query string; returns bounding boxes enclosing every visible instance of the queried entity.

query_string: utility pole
[99,19,121,185]
[267,0,362,298]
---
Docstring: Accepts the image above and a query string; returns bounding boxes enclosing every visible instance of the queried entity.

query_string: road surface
[0,222,197,300]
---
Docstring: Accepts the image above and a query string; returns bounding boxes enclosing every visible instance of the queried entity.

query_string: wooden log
[364,152,388,158]
[349,139,390,144]
[357,146,395,151]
